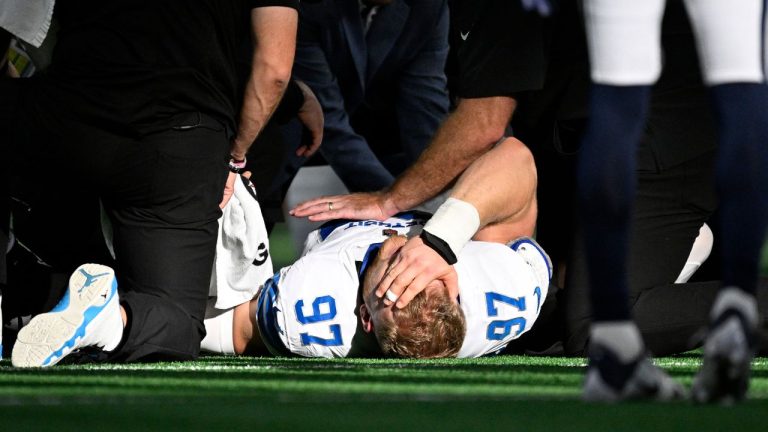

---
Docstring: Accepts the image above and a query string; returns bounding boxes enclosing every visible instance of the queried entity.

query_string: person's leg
[11,110,228,365]
[105,117,228,362]
[682,0,768,403]
[629,153,718,356]
[578,0,684,401]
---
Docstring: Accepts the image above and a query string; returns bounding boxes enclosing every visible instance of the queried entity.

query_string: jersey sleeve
[255,254,360,358]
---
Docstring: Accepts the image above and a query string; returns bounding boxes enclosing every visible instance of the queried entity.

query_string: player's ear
[359,304,374,333]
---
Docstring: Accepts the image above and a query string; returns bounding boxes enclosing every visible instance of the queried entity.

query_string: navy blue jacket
[292,0,450,191]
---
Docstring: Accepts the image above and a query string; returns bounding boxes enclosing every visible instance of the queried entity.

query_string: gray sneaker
[583,342,685,402]
[691,287,758,404]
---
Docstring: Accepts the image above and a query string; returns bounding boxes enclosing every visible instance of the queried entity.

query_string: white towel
[0,0,56,47]
[210,175,273,309]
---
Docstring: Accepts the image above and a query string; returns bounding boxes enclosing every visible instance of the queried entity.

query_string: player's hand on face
[375,236,459,309]
[290,191,397,222]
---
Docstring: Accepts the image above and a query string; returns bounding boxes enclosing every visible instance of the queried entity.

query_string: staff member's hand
[290,191,399,222]
[219,171,252,209]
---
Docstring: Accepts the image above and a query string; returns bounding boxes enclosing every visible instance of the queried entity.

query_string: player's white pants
[583,0,766,85]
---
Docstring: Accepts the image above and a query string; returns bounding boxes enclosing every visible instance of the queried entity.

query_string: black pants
[561,151,719,356]
[2,79,229,361]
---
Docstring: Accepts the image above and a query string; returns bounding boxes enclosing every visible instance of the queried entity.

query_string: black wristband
[420,230,458,265]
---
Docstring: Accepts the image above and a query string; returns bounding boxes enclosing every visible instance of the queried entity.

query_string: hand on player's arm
[375,236,459,308]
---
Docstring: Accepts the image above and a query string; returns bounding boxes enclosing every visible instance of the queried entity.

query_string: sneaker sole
[11,264,117,368]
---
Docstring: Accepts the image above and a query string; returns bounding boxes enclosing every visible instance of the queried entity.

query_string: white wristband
[422,197,480,260]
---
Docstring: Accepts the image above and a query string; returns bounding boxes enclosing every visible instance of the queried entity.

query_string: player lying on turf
[201,137,552,358]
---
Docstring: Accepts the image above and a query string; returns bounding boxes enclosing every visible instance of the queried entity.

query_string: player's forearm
[232,7,297,159]
[385,96,516,212]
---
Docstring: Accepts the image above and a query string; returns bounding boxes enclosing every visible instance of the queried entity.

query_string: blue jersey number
[295,296,343,346]
[485,292,527,340]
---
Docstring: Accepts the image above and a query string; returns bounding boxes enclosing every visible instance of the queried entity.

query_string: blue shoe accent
[41,278,117,366]
[50,290,71,313]
[78,268,110,291]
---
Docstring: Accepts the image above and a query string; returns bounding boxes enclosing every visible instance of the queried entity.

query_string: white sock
[201,302,236,355]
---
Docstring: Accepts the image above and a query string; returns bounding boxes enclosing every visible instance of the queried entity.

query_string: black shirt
[44,0,298,135]
[447,0,546,98]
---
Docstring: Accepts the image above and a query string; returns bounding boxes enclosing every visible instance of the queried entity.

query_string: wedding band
[328,201,334,211]
[384,289,399,303]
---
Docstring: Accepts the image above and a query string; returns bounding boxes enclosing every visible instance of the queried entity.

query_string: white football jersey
[254,213,551,358]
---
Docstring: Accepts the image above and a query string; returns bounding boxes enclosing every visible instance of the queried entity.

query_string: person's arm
[291,14,394,191]
[230,6,298,161]
[293,80,324,157]
[290,96,516,220]
[376,137,538,308]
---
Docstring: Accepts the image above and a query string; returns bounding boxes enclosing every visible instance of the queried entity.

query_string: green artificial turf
[1,354,768,431]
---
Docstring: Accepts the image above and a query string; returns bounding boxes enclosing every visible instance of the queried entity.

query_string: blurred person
[573,0,768,403]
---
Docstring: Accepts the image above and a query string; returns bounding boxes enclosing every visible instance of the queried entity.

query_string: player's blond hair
[375,288,466,359]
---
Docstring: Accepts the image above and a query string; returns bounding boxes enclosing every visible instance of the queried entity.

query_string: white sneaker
[12,263,123,367]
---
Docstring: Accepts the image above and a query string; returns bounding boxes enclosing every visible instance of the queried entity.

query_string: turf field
[1,354,768,431]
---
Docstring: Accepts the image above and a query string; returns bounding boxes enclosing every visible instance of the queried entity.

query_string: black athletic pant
[559,150,768,356]
[2,79,229,361]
